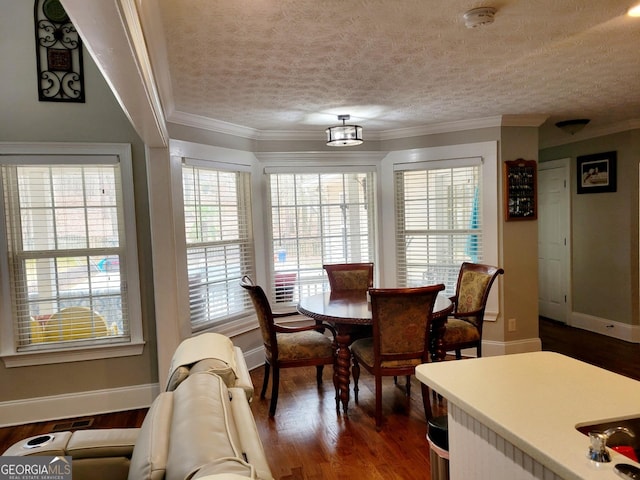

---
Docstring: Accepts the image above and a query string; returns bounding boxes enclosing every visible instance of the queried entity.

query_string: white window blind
[268,171,375,303]
[182,163,254,330]
[395,163,482,294]
[2,162,130,350]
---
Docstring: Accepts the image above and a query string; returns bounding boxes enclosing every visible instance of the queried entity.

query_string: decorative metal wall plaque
[34,0,85,102]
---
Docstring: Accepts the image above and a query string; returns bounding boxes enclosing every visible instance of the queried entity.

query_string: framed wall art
[577,151,616,194]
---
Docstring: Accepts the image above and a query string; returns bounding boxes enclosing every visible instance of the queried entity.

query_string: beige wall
[0,0,158,403]
[540,130,640,327]
[498,127,541,345]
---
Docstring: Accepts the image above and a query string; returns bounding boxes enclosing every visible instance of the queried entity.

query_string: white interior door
[538,159,571,322]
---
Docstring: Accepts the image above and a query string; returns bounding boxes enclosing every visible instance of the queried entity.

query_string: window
[268,170,376,302]
[0,144,143,366]
[395,160,482,294]
[182,160,254,330]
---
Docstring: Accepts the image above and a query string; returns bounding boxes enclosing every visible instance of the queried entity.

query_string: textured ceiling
[153,0,640,141]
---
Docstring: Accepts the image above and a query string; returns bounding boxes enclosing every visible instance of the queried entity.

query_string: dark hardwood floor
[1,317,638,479]
[539,317,640,381]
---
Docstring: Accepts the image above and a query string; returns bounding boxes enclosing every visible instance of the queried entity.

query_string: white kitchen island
[415,351,640,480]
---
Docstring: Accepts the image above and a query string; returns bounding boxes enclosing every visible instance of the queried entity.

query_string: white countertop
[415,351,640,480]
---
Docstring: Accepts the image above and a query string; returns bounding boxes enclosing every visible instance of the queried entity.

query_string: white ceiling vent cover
[463,7,497,28]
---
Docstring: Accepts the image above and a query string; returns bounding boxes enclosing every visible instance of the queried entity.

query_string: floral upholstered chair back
[456,271,492,325]
[324,263,374,292]
[439,263,504,360]
[370,284,445,366]
[453,263,505,327]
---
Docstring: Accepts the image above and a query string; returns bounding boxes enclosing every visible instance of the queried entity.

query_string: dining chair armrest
[319,322,336,338]
[273,322,336,339]
[451,309,483,325]
[272,310,300,319]
[452,306,483,317]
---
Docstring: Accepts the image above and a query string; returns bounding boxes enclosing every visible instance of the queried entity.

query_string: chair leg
[375,375,383,431]
[316,365,324,387]
[421,382,433,422]
[352,357,360,403]
[405,375,411,397]
[393,376,397,385]
[455,349,462,360]
[261,362,270,399]
[269,366,280,417]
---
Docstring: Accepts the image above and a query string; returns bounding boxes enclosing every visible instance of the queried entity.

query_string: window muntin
[395,164,482,295]
[2,161,131,351]
[182,164,254,330]
[268,171,375,302]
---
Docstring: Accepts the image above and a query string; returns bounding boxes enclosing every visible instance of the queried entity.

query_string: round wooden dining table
[297,290,453,415]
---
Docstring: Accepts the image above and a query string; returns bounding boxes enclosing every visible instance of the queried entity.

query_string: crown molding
[168,113,550,143]
[168,111,260,139]
[254,151,388,163]
[501,114,549,127]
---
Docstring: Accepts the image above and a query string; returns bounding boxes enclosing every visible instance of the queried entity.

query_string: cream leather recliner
[4,333,273,480]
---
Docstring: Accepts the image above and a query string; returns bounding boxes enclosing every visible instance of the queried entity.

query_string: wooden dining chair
[240,275,337,417]
[323,263,374,292]
[350,283,445,430]
[323,262,375,345]
[441,262,504,359]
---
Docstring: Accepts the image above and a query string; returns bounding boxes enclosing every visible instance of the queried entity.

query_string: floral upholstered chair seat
[275,330,334,361]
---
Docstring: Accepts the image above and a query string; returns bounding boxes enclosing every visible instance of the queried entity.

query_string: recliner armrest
[2,429,138,480]
[66,428,139,458]
[228,387,273,480]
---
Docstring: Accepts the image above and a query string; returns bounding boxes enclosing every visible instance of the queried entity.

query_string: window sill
[1,341,146,368]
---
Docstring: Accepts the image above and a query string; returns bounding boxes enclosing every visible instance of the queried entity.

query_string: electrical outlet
[508,318,517,332]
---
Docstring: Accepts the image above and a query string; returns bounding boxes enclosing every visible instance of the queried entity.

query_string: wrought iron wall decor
[34,0,85,102]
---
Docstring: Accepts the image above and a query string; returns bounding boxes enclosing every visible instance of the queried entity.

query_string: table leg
[430,315,448,362]
[334,326,352,415]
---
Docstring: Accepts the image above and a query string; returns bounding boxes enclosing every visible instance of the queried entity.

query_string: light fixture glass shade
[555,118,590,135]
[326,115,363,146]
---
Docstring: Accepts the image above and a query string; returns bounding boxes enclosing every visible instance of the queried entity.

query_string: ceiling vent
[463,7,497,28]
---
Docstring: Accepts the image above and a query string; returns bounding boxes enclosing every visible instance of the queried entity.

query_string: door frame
[538,158,572,324]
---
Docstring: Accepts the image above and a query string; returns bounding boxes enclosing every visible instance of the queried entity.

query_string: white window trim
[0,142,144,367]
[170,139,260,339]
[255,151,385,298]
[380,141,500,320]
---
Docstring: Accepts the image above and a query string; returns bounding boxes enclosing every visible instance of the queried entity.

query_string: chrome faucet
[588,426,636,463]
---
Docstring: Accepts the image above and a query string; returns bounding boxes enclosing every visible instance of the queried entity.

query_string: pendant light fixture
[326,115,363,146]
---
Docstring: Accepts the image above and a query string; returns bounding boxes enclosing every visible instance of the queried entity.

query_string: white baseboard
[569,312,640,343]
[0,382,160,428]
[244,345,266,371]
[0,346,265,429]
[481,337,542,357]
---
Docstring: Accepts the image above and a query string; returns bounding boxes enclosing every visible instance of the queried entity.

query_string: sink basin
[576,417,640,463]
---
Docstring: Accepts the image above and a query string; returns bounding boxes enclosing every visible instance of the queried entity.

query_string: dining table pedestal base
[334,326,354,415]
